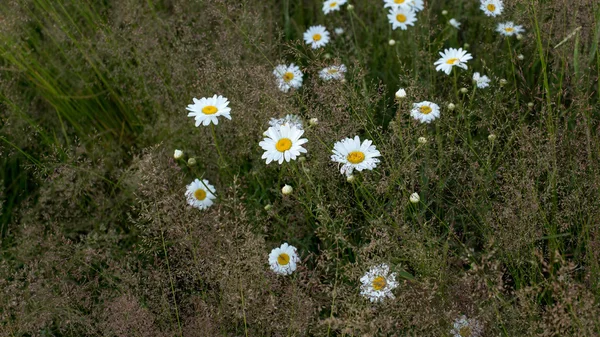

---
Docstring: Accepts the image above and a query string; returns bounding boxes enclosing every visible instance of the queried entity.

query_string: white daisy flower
[360,264,398,303]
[303,25,330,49]
[473,72,491,89]
[186,95,232,127]
[269,114,304,130]
[407,0,424,11]
[185,179,216,210]
[411,101,440,123]
[434,47,473,75]
[451,315,483,337]
[480,0,503,17]
[323,0,347,14]
[449,18,461,29]
[269,242,300,275]
[259,124,308,164]
[273,64,303,93]
[319,64,347,81]
[331,136,381,176]
[383,0,411,9]
[496,22,525,36]
[334,27,344,35]
[387,7,417,30]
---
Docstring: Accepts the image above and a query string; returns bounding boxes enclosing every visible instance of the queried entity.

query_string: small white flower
[319,64,347,81]
[331,136,381,176]
[395,88,407,99]
[259,124,308,164]
[185,179,216,210]
[472,72,491,89]
[269,242,300,275]
[360,264,398,303]
[496,22,525,36]
[269,114,304,130]
[387,7,417,30]
[434,48,473,75]
[281,184,294,195]
[334,27,345,35]
[174,149,183,159]
[186,95,232,127]
[304,25,330,49]
[383,0,411,9]
[451,315,483,337]
[407,0,425,12]
[449,18,461,29]
[480,0,503,17]
[323,0,347,14]
[447,102,456,111]
[273,64,303,93]
[409,192,420,203]
[411,101,440,123]
[417,137,427,144]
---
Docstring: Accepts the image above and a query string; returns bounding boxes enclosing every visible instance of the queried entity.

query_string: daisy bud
[324,53,331,59]
[418,136,427,144]
[309,117,319,126]
[442,10,448,15]
[334,27,344,35]
[516,34,523,40]
[460,87,468,94]
[499,79,508,86]
[187,158,197,166]
[174,149,183,160]
[303,167,310,173]
[488,134,497,141]
[447,103,456,111]
[527,102,534,108]
[346,174,356,183]
[298,156,306,163]
[395,88,407,99]
[341,78,347,83]
[282,184,293,195]
[463,43,470,49]
[409,192,420,204]
[264,204,272,211]
[517,54,524,60]
[389,39,396,46]
[347,4,354,10]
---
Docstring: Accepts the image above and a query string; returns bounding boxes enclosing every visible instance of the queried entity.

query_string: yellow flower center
[446,58,459,65]
[505,27,514,32]
[202,105,218,115]
[459,326,472,337]
[394,0,405,3]
[419,105,433,114]
[277,253,290,265]
[313,34,322,41]
[396,14,407,23]
[275,138,293,152]
[329,2,337,7]
[346,151,365,164]
[327,68,338,74]
[487,4,496,11]
[194,189,206,201]
[372,276,387,291]
[283,72,294,82]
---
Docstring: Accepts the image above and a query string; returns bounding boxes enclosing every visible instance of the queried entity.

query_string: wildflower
[174,149,183,159]
[460,87,468,94]
[451,315,483,337]
[387,6,417,30]
[304,25,330,49]
[383,0,410,9]
[273,64,303,93]
[488,134,496,141]
[331,136,381,176]
[319,64,347,81]
[187,158,197,166]
[480,0,503,17]
[260,124,308,164]
[411,101,440,123]
[434,48,473,75]
[407,0,424,12]
[417,137,427,144]
[269,114,304,130]
[473,72,491,89]
[334,27,344,35]
[309,117,319,126]
[186,94,232,127]
[517,54,524,60]
[360,264,398,302]
[323,0,347,14]
[346,174,356,183]
[395,88,407,99]
[449,18,461,29]
[409,192,420,203]
[269,243,300,275]
[447,102,456,111]
[185,179,216,210]
[389,39,396,46]
[496,22,525,36]
[281,184,293,195]
[347,4,354,10]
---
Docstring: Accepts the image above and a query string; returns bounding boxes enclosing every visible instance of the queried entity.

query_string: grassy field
[1,0,600,335]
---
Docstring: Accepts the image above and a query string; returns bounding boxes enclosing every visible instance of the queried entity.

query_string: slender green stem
[160,229,183,337]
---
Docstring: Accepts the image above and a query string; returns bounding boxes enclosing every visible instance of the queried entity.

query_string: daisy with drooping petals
[449,18,461,29]
[323,0,347,14]
[319,64,347,81]
[480,0,503,17]
[496,22,525,36]
[259,124,308,164]
[185,179,217,210]
[411,101,440,123]
[360,264,398,303]
[473,72,491,89]
[383,0,410,9]
[451,315,484,337]
[387,7,417,30]
[186,95,232,127]
[303,25,330,49]
[269,242,300,275]
[269,114,304,130]
[434,48,473,75]
[331,136,381,176]
[273,64,303,93]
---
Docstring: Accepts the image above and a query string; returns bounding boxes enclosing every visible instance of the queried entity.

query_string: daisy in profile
[323,0,346,14]
[185,179,216,210]
[434,47,473,75]
[473,72,491,89]
[383,0,411,9]
[496,22,525,36]
[269,114,304,130]
[259,124,308,164]
[269,242,300,275]
[480,0,503,17]
[411,101,440,123]
[319,64,347,81]
[186,95,232,127]
[449,18,461,29]
[304,25,330,49]
[451,315,483,337]
[360,264,398,303]
[331,136,381,176]
[387,7,417,30]
[273,64,303,93]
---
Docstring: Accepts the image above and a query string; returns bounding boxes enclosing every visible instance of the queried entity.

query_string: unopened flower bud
[395,88,406,99]
[447,103,456,111]
[418,136,427,144]
[517,54,524,60]
[309,117,319,126]
[282,184,293,195]
[389,39,396,46]
[441,10,448,15]
[410,192,420,204]
[488,134,496,141]
[346,175,356,183]
[324,53,331,59]
[187,158,196,166]
[499,79,508,86]
[174,149,183,160]
[347,4,354,10]
[516,34,523,40]
[298,156,306,163]
[463,43,470,49]
[460,87,468,94]
[527,102,534,108]
[264,204,272,211]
